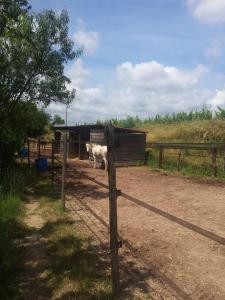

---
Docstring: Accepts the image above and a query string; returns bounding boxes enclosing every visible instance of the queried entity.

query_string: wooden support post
[78,132,81,160]
[177,150,182,172]
[211,148,217,177]
[223,154,225,173]
[51,139,55,185]
[61,133,67,210]
[106,125,120,298]
[159,147,163,169]
[38,138,41,159]
[27,139,30,167]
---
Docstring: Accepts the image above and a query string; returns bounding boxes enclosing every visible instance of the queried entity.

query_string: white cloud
[47,59,214,123]
[67,58,91,89]
[208,89,225,108]
[73,20,99,55]
[117,61,207,91]
[187,0,225,24]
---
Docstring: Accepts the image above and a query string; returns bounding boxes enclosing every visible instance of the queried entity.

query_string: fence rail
[26,134,225,297]
[146,142,225,177]
[146,142,225,150]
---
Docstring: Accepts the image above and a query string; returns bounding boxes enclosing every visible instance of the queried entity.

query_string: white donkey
[86,143,108,171]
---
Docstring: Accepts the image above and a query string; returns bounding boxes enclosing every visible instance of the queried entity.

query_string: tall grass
[97,107,225,178]
[0,166,30,299]
[147,148,225,178]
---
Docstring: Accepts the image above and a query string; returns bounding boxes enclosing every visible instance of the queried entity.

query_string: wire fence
[22,135,225,298]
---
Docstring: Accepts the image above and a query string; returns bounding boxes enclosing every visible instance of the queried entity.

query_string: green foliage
[0,102,51,169]
[0,2,81,125]
[52,114,65,126]
[97,108,218,128]
[0,194,26,300]
[0,0,81,167]
[147,148,225,178]
[37,192,112,299]
[0,165,30,299]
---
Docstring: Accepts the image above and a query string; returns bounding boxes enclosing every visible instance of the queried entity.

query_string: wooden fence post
[61,133,67,210]
[177,150,182,172]
[27,139,30,167]
[211,148,217,177]
[78,132,81,160]
[223,154,225,173]
[159,147,163,169]
[106,125,120,298]
[51,139,55,185]
[38,138,41,159]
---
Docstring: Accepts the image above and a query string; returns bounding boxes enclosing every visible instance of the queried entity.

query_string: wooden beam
[211,148,217,177]
[106,125,120,297]
[159,148,163,169]
[61,133,67,210]
[177,150,182,172]
[38,138,41,159]
[51,139,55,185]
[78,132,81,160]
[146,142,225,150]
[27,139,30,167]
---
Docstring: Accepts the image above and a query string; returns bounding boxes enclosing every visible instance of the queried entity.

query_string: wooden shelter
[54,124,147,166]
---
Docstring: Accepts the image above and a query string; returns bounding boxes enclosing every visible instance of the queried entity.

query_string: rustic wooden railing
[146,142,225,177]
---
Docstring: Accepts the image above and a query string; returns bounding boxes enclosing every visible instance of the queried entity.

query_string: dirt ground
[17,199,52,299]
[65,161,225,300]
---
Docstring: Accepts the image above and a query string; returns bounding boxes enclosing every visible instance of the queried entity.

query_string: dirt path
[66,161,225,299]
[17,199,52,300]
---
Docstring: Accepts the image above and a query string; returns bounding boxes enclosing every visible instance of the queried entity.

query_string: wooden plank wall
[90,129,106,145]
[55,129,146,166]
[115,133,146,166]
[90,129,146,165]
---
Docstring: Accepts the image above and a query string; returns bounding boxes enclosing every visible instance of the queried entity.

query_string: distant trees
[52,115,65,126]
[96,107,225,128]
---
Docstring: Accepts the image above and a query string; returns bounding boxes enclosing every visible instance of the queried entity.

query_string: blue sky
[30,0,225,123]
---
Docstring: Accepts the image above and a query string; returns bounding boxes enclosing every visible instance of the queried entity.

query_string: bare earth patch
[65,161,225,299]
[17,191,112,300]
[17,199,51,300]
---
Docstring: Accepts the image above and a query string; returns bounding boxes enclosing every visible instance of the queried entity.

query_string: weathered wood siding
[90,129,106,145]
[115,133,146,166]
[55,127,146,166]
[90,129,146,166]
[54,131,61,154]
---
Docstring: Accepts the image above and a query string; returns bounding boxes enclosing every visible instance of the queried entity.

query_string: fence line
[72,170,225,246]
[27,136,225,298]
[70,194,192,300]
[146,142,225,150]
[146,142,225,176]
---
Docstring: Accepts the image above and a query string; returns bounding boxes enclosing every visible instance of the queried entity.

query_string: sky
[30,0,225,124]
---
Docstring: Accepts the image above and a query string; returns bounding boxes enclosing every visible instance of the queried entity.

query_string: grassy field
[98,110,225,178]
[143,120,225,178]
[0,166,31,299]
[143,119,225,143]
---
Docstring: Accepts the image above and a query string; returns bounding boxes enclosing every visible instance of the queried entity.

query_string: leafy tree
[52,114,65,126]
[0,1,82,128]
[0,0,81,168]
[215,106,225,119]
[0,102,51,168]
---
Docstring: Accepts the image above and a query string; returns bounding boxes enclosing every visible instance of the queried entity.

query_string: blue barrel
[19,147,28,157]
[35,158,48,172]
